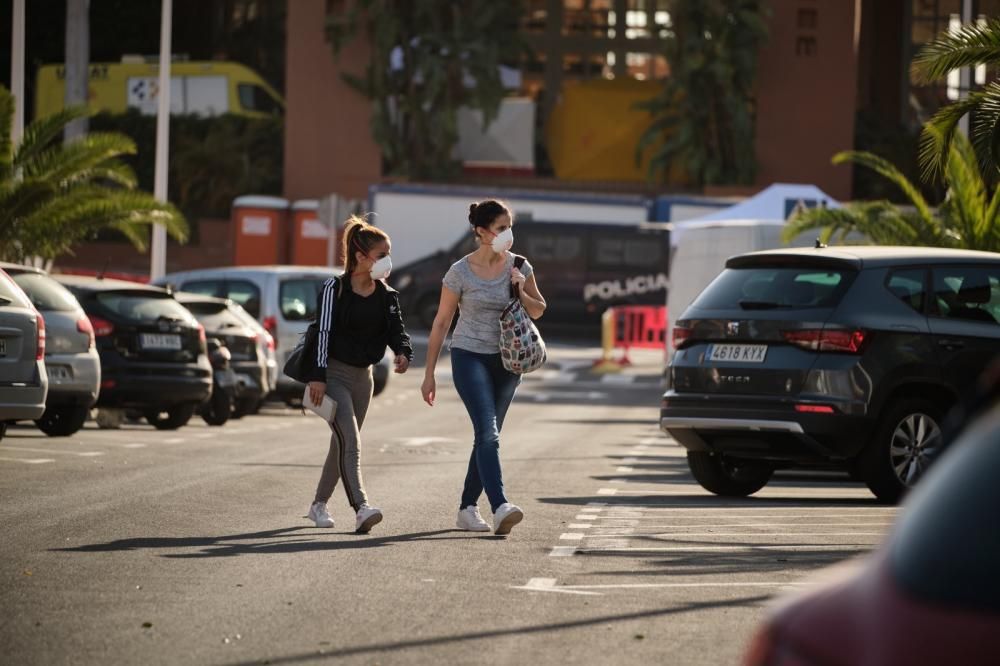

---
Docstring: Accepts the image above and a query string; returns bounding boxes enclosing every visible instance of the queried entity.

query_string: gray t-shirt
[443,253,534,353]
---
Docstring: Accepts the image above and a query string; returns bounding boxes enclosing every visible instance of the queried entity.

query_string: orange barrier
[593,305,667,370]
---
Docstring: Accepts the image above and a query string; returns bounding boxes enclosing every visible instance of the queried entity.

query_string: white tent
[687,183,841,223]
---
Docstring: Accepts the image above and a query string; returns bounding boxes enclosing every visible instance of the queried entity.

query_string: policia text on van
[34,58,284,120]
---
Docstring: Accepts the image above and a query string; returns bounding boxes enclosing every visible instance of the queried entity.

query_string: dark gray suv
[661,246,1000,502]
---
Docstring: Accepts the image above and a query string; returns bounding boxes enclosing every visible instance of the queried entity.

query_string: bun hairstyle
[342,214,390,275]
[468,199,511,238]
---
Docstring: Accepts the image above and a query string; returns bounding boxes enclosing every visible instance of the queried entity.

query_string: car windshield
[96,291,195,324]
[0,271,33,308]
[11,272,80,312]
[692,266,855,310]
[183,301,250,333]
[280,278,327,320]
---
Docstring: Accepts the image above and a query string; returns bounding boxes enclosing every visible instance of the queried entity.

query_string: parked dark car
[3,263,100,436]
[661,246,1000,502]
[0,269,47,441]
[742,395,1000,666]
[56,276,212,430]
[391,220,671,329]
[174,292,266,417]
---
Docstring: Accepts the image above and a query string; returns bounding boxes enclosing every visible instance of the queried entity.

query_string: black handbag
[283,276,343,384]
[282,322,321,384]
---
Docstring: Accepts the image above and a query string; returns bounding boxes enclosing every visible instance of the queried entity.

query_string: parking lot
[0,342,898,666]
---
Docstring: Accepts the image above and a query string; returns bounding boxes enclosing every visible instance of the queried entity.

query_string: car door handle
[937,338,966,350]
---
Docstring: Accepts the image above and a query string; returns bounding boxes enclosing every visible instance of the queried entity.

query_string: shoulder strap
[510,255,526,299]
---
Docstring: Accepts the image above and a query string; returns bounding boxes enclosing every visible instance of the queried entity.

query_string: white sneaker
[308,502,334,528]
[493,503,524,535]
[456,506,491,532]
[355,505,383,534]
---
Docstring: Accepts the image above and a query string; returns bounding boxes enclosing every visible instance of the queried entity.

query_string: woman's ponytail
[341,214,390,274]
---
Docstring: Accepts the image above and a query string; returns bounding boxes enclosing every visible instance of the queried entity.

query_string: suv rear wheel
[861,398,943,503]
[145,403,196,430]
[35,405,90,437]
[686,451,773,497]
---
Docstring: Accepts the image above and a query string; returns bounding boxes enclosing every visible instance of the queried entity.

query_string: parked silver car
[0,269,48,441]
[155,266,391,402]
[3,264,101,436]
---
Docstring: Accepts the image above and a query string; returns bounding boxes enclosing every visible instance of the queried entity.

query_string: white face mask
[369,255,392,280]
[490,228,514,253]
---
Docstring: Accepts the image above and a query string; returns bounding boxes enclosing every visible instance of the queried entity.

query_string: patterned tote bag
[499,256,547,374]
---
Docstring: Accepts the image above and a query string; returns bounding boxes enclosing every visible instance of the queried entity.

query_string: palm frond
[832,150,934,221]
[971,81,1000,176]
[911,18,1000,83]
[20,133,137,187]
[14,105,90,169]
[941,131,988,245]
[0,87,14,178]
[918,95,983,183]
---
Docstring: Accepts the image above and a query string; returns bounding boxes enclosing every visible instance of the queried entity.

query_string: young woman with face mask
[421,200,547,535]
[306,216,413,533]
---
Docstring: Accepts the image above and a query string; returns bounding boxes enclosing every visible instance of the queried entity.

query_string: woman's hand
[510,267,527,291]
[394,355,410,374]
[307,381,326,406]
[421,375,436,406]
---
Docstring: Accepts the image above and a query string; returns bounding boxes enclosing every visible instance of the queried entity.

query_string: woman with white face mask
[306,216,413,533]
[421,199,547,536]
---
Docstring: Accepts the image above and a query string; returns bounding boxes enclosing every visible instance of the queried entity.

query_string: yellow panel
[546,78,683,183]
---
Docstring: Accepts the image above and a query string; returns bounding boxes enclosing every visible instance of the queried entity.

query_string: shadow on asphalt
[51,528,478,558]
[216,594,772,666]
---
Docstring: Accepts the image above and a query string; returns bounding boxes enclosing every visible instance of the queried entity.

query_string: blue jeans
[450,347,521,513]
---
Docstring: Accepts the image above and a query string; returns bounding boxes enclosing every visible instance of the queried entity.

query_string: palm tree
[911,17,1000,182]
[0,86,187,263]
[784,130,1000,252]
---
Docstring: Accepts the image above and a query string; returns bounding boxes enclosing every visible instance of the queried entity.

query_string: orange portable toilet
[290,199,335,266]
[232,195,289,265]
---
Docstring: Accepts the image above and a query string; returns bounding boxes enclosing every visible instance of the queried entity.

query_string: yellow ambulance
[34,58,284,120]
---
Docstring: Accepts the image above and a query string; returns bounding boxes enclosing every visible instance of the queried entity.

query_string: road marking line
[192,433,214,439]
[580,532,886,538]
[568,524,593,529]
[511,578,809,595]
[621,458,639,464]
[560,533,585,541]
[123,444,147,449]
[578,545,875,553]
[616,466,634,473]
[164,438,185,444]
[0,456,54,464]
[597,488,618,495]
[549,546,577,557]
[582,522,895,529]
[577,506,897,514]
[574,515,599,521]
[1,446,105,457]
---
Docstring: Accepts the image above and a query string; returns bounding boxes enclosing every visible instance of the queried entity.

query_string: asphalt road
[0,341,896,665]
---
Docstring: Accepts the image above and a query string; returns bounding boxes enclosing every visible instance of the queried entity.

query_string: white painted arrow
[510,578,602,595]
[511,578,808,596]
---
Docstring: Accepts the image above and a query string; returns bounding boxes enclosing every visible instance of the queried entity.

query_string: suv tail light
[262,316,278,349]
[35,312,46,360]
[782,328,868,353]
[672,325,692,350]
[77,316,95,348]
[88,315,114,337]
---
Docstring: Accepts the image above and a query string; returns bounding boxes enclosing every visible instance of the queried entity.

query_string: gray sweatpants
[313,359,374,510]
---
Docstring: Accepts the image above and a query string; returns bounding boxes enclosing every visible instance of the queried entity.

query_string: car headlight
[393,274,413,290]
